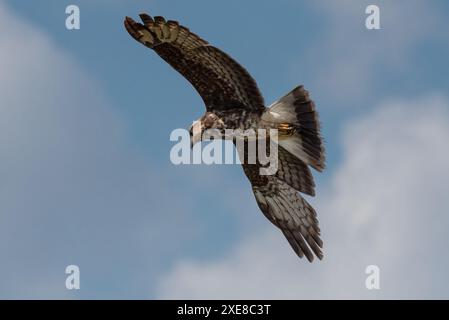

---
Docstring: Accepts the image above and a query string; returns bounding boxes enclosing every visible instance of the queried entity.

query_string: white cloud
[157,94,449,299]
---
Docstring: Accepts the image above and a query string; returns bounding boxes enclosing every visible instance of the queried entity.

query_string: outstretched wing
[242,162,323,262]
[124,14,265,113]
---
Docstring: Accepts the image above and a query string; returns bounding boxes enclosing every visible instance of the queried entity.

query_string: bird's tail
[262,85,325,171]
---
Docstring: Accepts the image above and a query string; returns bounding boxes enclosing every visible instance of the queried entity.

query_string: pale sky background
[1,0,449,299]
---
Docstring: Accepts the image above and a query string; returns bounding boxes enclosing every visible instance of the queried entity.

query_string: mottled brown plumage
[124,13,325,262]
[125,15,265,113]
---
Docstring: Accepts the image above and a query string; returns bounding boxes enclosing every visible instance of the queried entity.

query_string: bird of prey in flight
[124,13,326,262]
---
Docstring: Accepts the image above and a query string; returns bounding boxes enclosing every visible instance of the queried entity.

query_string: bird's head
[189,112,226,147]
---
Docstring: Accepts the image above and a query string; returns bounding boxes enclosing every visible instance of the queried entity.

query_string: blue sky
[1,0,449,299]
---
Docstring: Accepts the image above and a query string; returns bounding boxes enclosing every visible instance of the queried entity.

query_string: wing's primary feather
[124,14,265,112]
[243,163,323,262]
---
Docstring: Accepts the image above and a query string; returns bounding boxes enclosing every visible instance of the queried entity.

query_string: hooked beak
[189,120,203,148]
